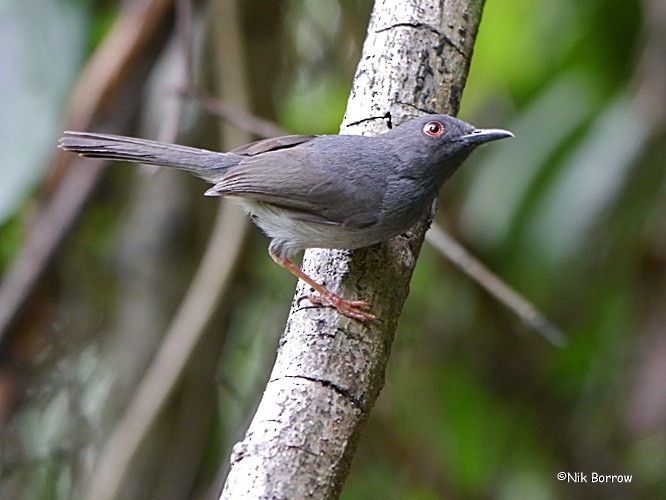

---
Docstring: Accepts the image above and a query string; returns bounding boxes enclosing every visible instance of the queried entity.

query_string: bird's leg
[269,251,377,321]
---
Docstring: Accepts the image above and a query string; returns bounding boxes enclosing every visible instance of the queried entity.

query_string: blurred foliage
[1,0,665,498]
[0,0,88,225]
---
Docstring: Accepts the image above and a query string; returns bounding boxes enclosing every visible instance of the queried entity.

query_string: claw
[270,251,378,322]
[307,293,377,322]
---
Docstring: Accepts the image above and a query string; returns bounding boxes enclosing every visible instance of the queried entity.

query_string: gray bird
[59,114,512,321]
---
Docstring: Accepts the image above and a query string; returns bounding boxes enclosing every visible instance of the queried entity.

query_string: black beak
[459,128,514,144]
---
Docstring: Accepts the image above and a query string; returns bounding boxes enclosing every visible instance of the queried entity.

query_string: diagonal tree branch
[220,0,486,497]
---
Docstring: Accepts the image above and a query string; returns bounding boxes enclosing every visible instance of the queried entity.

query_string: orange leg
[270,251,377,322]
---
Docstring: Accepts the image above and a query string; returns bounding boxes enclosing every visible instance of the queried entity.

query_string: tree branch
[220,0,486,497]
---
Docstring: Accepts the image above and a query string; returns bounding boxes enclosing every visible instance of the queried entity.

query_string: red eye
[423,121,444,137]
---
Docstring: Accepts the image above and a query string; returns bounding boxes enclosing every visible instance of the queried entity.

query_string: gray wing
[206,136,387,229]
[228,135,317,156]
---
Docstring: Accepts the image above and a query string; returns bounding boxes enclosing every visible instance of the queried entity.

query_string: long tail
[59,131,236,181]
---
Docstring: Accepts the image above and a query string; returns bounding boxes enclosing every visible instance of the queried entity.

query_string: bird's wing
[227,135,317,156]
[206,137,387,229]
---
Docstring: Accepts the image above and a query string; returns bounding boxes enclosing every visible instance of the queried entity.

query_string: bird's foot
[306,293,377,322]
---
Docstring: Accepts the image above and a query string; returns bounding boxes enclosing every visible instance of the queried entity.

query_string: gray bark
[220,0,485,498]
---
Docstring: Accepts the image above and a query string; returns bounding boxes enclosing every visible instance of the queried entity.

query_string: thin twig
[426,223,567,346]
[184,88,287,138]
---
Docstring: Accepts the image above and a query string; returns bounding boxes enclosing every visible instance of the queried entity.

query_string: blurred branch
[220,0,486,497]
[84,0,252,498]
[61,0,175,144]
[184,88,287,138]
[625,0,666,436]
[633,0,666,131]
[0,0,174,350]
[426,224,566,346]
[84,202,248,500]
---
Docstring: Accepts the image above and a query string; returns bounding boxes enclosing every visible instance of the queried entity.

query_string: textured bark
[220,0,485,498]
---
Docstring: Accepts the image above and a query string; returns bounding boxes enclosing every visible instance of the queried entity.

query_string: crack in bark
[286,443,320,457]
[345,115,391,129]
[288,375,364,409]
[394,101,438,115]
[374,22,465,56]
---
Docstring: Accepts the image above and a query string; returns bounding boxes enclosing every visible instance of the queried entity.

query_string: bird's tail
[59,131,235,181]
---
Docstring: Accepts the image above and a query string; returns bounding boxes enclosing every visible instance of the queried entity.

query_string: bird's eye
[423,121,444,137]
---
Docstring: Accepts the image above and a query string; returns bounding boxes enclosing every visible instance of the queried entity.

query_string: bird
[59,114,513,321]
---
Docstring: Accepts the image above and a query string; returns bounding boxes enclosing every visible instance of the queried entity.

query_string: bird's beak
[459,128,514,144]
